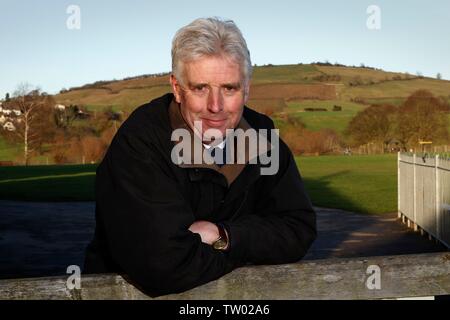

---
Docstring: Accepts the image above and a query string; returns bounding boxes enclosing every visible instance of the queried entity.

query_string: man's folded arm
[96,130,239,296]
[222,143,317,265]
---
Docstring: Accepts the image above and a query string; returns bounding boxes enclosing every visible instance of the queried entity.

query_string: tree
[53,104,81,129]
[5,93,10,101]
[396,90,449,150]
[103,107,123,133]
[436,73,442,80]
[345,104,397,152]
[5,83,55,165]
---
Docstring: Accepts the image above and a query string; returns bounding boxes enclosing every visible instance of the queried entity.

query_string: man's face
[170,55,249,143]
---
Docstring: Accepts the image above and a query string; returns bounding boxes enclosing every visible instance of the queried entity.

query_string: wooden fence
[398,152,450,248]
[1,252,450,300]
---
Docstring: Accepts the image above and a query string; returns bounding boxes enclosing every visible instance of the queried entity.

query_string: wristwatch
[212,223,229,250]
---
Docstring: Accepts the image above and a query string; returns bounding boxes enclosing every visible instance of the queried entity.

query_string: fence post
[413,153,417,225]
[398,152,401,219]
[436,155,441,240]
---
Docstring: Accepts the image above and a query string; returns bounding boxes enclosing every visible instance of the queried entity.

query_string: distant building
[3,121,16,131]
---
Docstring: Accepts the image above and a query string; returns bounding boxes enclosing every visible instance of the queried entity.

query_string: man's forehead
[183,56,243,83]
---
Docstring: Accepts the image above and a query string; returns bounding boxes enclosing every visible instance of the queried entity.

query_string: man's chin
[202,122,227,134]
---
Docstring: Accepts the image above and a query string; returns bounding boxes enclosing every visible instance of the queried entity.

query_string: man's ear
[170,74,181,103]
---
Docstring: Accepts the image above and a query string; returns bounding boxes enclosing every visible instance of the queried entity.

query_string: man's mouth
[202,118,227,127]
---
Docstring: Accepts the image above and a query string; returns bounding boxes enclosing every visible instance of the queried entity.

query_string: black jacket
[84,93,316,296]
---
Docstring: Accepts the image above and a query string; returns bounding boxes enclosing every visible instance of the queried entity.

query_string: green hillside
[2,63,450,162]
[54,63,450,132]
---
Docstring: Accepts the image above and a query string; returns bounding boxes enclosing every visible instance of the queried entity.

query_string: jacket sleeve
[222,139,317,265]
[95,126,239,297]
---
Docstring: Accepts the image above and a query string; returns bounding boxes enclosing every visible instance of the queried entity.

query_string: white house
[54,104,66,111]
[12,109,21,116]
[0,115,5,124]
[3,121,16,131]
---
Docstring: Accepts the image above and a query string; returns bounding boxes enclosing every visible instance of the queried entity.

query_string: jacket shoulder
[104,93,173,162]
[120,93,173,133]
[243,106,275,130]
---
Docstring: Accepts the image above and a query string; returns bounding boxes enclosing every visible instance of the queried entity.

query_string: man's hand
[188,220,220,245]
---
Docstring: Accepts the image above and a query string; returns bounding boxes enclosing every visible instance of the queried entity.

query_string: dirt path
[0,201,446,279]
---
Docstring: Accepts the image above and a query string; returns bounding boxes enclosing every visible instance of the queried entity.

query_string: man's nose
[207,87,224,113]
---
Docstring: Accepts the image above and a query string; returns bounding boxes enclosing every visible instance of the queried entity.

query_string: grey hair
[171,17,252,85]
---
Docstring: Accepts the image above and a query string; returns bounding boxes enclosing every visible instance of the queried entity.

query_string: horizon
[1,0,449,98]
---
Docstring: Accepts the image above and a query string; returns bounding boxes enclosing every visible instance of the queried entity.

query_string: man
[84,17,316,297]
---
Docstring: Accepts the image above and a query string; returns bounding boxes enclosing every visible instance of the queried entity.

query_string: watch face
[213,238,227,250]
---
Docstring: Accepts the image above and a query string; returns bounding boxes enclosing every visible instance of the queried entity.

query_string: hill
[2,63,450,162]
[54,63,450,132]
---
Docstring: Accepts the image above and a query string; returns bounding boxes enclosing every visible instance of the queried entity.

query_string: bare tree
[7,83,55,165]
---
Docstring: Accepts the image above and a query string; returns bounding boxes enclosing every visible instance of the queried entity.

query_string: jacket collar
[168,98,271,186]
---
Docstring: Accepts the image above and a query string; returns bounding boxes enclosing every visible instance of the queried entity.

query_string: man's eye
[224,86,236,91]
[193,86,207,91]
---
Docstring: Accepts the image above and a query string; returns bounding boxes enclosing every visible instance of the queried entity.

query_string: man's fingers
[188,221,220,245]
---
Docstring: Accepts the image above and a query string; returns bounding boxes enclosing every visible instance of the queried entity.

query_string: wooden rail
[1,252,450,300]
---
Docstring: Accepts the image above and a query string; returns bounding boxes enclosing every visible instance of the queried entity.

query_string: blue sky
[1,0,449,98]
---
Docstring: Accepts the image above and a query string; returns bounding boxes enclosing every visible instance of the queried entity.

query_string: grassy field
[0,137,21,161]
[297,154,397,214]
[0,164,96,201]
[281,99,366,133]
[251,64,321,84]
[0,154,397,214]
[341,78,450,101]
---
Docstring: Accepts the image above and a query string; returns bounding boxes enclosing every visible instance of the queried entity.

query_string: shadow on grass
[302,170,368,214]
[0,165,96,201]
[0,174,95,201]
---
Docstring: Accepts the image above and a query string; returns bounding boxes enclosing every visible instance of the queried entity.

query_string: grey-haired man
[84,17,316,297]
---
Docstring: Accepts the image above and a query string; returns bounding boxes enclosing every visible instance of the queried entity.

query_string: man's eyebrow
[221,82,241,88]
[187,81,207,87]
[187,82,242,88]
